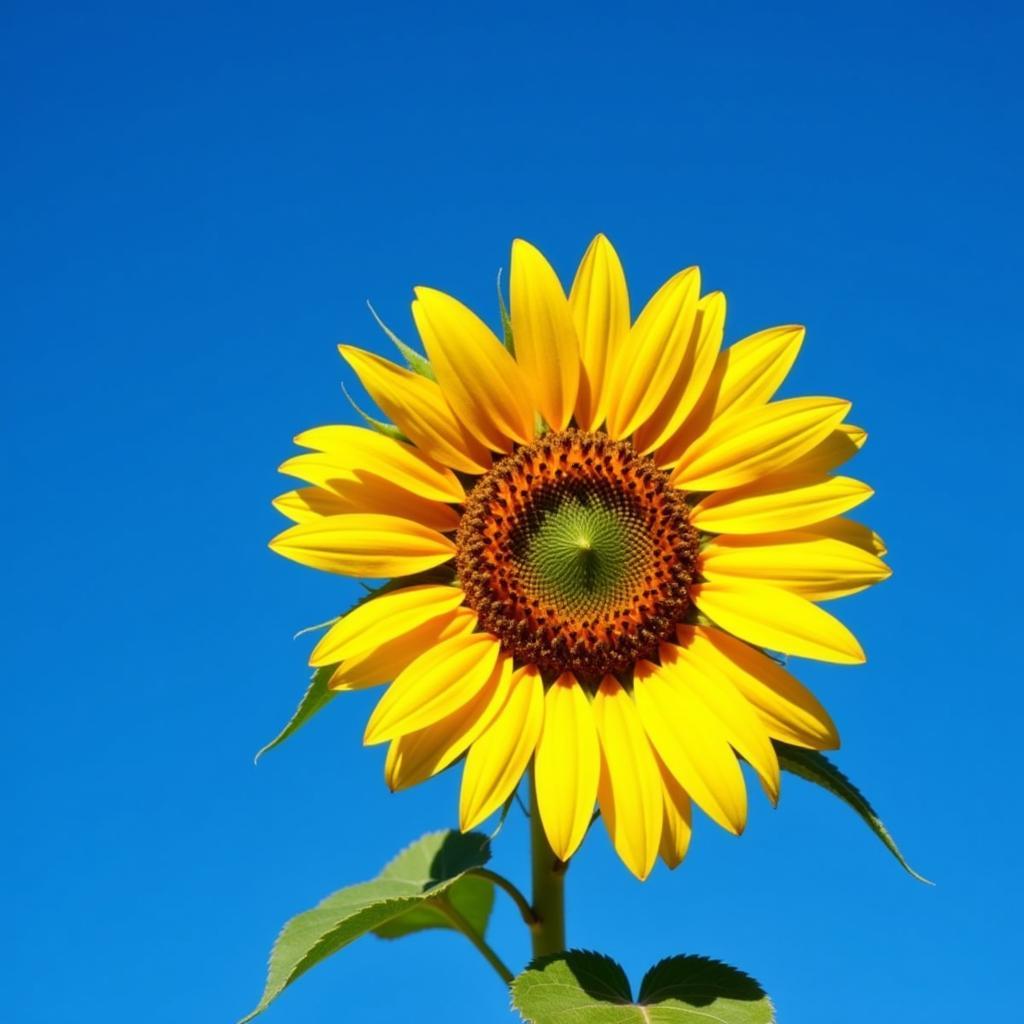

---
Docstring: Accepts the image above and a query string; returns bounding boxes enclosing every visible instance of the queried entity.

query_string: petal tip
[363,717,387,746]
[628,861,654,882]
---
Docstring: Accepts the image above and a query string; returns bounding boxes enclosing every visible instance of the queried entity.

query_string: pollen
[456,430,700,683]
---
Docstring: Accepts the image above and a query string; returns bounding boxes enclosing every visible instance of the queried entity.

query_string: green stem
[529,766,566,958]
[432,897,515,985]
[468,868,538,928]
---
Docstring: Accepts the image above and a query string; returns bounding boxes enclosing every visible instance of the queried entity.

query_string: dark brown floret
[455,430,699,685]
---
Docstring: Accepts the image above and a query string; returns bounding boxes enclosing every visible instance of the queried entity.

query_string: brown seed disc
[455,429,699,684]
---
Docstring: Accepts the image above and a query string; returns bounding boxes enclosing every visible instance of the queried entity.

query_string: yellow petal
[329,608,476,690]
[632,659,747,835]
[700,531,891,600]
[534,673,600,861]
[510,239,580,431]
[363,632,501,744]
[269,513,455,578]
[569,234,630,431]
[460,664,544,830]
[799,516,888,556]
[709,324,805,414]
[339,346,492,474]
[659,640,780,802]
[784,423,867,475]
[272,487,359,523]
[680,625,839,750]
[592,677,663,880]
[690,472,873,534]
[691,580,865,664]
[672,397,851,491]
[633,291,725,455]
[605,267,701,439]
[294,425,464,503]
[273,471,460,534]
[655,751,693,869]
[655,324,804,466]
[310,584,467,667]
[385,655,513,791]
[412,287,535,450]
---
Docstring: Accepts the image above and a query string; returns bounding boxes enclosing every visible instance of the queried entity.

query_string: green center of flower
[456,430,699,683]
[516,492,653,618]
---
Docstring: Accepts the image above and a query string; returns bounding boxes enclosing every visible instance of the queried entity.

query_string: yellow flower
[269,236,890,880]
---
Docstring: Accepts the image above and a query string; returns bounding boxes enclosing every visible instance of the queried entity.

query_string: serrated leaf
[366,301,435,379]
[372,832,495,938]
[512,951,774,1024]
[241,830,492,1022]
[373,874,493,939]
[378,828,490,883]
[254,666,337,764]
[775,742,930,883]
[636,957,773,1022]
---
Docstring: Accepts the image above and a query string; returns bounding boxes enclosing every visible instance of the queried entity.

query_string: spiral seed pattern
[456,430,699,683]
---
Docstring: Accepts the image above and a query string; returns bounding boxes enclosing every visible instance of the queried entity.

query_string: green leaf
[340,382,408,441]
[292,615,340,640]
[255,574,456,763]
[240,831,493,1022]
[366,301,435,379]
[512,951,774,1024]
[373,874,493,939]
[372,834,495,939]
[254,666,337,764]
[488,790,518,840]
[775,742,930,883]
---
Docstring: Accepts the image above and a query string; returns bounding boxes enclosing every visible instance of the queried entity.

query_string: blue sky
[3,1,1022,1021]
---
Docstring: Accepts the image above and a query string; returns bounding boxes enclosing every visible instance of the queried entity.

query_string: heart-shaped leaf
[775,742,930,882]
[240,830,492,1022]
[512,951,774,1023]
[372,834,494,939]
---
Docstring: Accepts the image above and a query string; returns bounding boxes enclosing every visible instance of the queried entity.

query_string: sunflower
[269,236,890,880]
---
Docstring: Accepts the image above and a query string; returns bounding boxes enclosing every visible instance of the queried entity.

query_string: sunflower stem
[529,765,566,959]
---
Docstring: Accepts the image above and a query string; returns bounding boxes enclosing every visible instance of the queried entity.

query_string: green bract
[775,742,930,883]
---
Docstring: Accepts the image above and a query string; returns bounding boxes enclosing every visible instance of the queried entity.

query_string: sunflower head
[270,235,890,880]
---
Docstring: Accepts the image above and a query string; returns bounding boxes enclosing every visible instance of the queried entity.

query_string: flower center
[456,430,699,684]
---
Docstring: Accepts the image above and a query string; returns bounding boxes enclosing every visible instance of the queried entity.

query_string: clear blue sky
[3,2,1021,1021]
